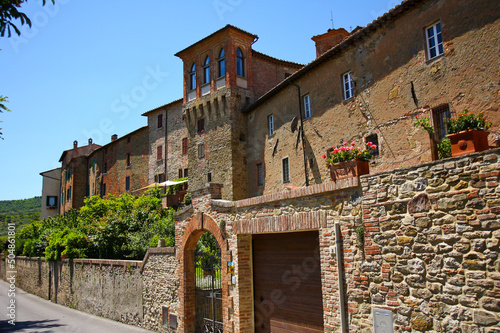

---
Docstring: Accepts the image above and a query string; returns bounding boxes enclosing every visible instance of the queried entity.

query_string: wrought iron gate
[195,246,223,333]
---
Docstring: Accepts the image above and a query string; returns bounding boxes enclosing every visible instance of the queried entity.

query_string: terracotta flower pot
[330,159,369,181]
[447,130,489,157]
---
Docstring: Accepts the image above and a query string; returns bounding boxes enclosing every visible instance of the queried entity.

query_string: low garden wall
[1,247,178,332]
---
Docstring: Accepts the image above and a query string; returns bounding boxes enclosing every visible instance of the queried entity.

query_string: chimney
[111,134,118,141]
[73,140,78,149]
[311,28,349,58]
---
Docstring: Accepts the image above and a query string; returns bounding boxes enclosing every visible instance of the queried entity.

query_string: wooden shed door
[253,231,324,333]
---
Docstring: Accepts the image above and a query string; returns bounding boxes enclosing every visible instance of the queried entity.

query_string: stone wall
[349,148,500,332]
[142,247,180,332]
[3,247,177,331]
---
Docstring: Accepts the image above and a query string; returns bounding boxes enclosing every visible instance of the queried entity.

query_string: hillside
[0,197,41,236]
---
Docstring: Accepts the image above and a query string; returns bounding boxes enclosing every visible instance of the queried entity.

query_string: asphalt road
[0,280,153,333]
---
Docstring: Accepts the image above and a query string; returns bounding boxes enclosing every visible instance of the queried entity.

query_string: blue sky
[0,0,402,201]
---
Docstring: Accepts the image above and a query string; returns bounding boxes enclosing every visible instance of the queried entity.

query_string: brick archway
[178,212,228,333]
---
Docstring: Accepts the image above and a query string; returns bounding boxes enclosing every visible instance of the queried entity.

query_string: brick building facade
[42,0,500,331]
[170,0,500,332]
[88,126,149,198]
[59,139,101,214]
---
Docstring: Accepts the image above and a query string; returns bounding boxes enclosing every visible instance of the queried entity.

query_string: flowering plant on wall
[445,109,491,134]
[323,141,376,167]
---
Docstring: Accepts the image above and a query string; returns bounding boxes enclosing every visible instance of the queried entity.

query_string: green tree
[0,95,9,139]
[0,0,55,37]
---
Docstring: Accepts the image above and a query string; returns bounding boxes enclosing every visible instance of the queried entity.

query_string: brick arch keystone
[177,212,228,333]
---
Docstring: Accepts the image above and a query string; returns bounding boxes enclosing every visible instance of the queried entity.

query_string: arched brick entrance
[178,212,228,333]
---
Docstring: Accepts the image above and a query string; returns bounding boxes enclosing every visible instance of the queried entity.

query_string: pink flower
[371,145,377,149]
[333,148,339,153]
[366,142,373,146]
[343,141,348,146]
[357,147,361,150]
[322,154,327,159]
[351,141,355,146]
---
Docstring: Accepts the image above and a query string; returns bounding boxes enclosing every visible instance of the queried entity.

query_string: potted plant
[323,141,376,181]
[414,115,452,160]
[445,110,491,157]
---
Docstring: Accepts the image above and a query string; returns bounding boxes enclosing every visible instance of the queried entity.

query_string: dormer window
[203,56,210,84]
[189,63,196,91]
[218,49,225,77]
[236,47,245,77]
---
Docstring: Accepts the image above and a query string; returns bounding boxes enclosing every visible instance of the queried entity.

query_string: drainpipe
[290,82,309,187]
[164,109,168,182]
[335,222,347,333]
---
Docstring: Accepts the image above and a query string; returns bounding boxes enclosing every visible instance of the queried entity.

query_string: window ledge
[426,53,445,64]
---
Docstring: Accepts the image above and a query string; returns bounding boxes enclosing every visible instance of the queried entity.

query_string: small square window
[343,72,354,100]
[268,114,274,136]
[126,153,131,166]
[208,173,212,182]
[282,157,290,183]
[184,168,188,178]
[426,22,444,60]
[303,94,311,119]
[197,118,205,133]
[198,143,205,158]
[46,196,58,208]
[126,176,130,191]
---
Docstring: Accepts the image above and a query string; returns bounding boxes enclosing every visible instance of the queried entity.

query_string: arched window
[218,49,225,77]
[189,63,196,91]
[203,56,210,84]
[236,47,244,77]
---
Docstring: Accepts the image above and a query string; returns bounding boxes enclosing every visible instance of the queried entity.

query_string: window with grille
[432,104,451,141]
[282,157,290,183]
[257,163,264,186]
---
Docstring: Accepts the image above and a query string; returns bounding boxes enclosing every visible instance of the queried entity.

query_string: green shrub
[437,138,452,159]
[184,193,192,206]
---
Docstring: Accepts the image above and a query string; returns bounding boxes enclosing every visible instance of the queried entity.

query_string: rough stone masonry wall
[349,148,500,332]
[5,248,178,331]
[141,247,180,332]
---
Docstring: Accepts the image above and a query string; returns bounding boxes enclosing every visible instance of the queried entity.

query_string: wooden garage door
[253,231,324,333]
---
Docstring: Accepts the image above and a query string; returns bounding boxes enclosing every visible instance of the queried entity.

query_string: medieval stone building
[40,0,499,331]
